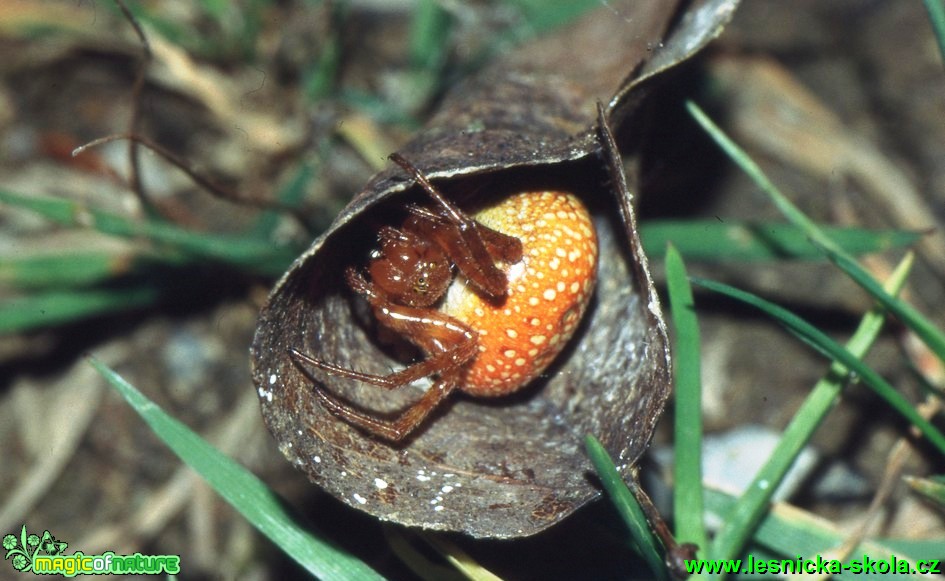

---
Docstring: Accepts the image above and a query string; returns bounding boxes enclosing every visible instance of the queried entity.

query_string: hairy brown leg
[391,154,522,297]
[294,359,461,441]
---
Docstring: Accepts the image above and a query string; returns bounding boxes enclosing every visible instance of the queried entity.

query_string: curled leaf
[251,0,739,538]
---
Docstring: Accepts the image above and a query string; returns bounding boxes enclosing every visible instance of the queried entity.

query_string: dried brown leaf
[251,0,739,538]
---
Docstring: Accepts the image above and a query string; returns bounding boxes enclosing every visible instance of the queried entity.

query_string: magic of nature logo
[3,525,180,576]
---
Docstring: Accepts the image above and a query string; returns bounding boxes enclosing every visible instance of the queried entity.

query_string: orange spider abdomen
[442,191,598,396]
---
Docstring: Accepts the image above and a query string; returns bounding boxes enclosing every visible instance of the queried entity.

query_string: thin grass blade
[706,488,942,579]
[823,246,945,369]
[1,287,158,333]
[685,102,851,261]
[251,160,316,239]
[686,99,945,437]
[0,252,149,289]
[640,221,919,262]
[686,101,945,372]
[503,0,601,37]
[691,277,945,457]
[410,0,452,71]
[0,189,299,276]
[87,357,385,581]
[665,245,708,560]
[705,253,914,562]
[585,435,669,581]
[923,0,945,66]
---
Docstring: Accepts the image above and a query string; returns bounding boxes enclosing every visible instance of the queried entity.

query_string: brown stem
[626,475,698,580]
[72,133,315,231]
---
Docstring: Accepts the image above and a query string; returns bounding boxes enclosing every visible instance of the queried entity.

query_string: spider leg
[346,268,479,371]
[295,355,461,441]
[407,204,522,264]
[290,337,476,389]
[404,203,447,223]
[291,268,477,397]
[390,155,521,297]
[390,153,466,225]
[474,222,523,263]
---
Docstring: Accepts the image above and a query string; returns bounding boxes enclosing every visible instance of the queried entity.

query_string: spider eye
[414,274,429,292]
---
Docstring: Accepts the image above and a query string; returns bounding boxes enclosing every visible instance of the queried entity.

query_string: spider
[291,153,598,441]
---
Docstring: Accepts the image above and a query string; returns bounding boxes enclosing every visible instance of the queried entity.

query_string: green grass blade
[251,160,316,239]
[639,221,920,262]
[705,488,943,579]
[824,247,945,368]
[502,0,601,37]
[685,102,850,261]
[338,89,422,128]
[410,0,452,71]
[304,31,341,101]
[664,245,707,561]
[1,287,158,333]
[302,1,344,102]
[0,189,299,276]
[87,357,386,581]
[585,435,669,581]
[686,99,945,431]
[691,277,945,458]
[0,252,149,289]
[704,253,914,563]
[923,0,945,66]
[686,101,945,374]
